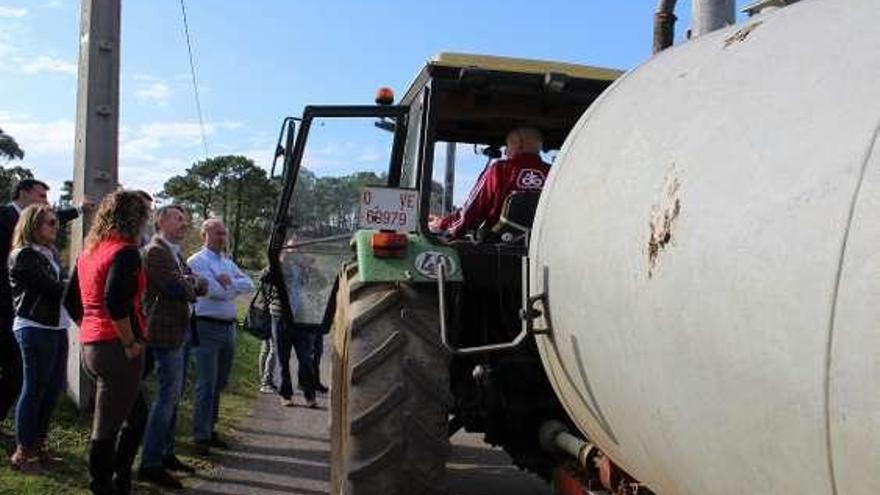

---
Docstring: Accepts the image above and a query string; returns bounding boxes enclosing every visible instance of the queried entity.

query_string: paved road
[187,392,329,495]
[189,350,552,495]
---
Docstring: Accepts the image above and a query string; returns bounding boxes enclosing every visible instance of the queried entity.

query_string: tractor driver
[429,127,551,238]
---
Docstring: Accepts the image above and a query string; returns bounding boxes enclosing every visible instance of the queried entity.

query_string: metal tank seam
[824,115,880,495]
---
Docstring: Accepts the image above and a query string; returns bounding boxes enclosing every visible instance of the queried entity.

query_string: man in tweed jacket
[139,205,207,488]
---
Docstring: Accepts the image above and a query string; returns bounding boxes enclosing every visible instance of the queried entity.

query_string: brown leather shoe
[193,440,211,457]
[138,466,183,489]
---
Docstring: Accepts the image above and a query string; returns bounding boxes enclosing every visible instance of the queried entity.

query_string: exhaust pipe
[655,0,739,53]
[691,0,736,37]
[653,0,678,53]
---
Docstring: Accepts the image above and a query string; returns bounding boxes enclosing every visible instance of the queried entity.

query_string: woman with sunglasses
[7,204,79,470]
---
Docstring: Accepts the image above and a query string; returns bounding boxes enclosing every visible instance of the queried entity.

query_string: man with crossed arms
[188,218,254,455]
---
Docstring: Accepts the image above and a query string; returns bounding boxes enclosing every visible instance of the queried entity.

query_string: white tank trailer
[529,0,879,494]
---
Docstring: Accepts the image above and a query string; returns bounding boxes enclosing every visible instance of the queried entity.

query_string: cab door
[267,105,409,328]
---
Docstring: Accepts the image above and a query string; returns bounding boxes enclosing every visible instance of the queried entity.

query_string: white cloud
[122,122,205,158]
[120,120,243,160]
[119,154,192,196]
[0,23,20,58]
[1,117,75,156]
[0,110,30,121]
[0,12,76,78]
[0,6,27,18]
[132,73,190,82]
[135,82,172,105]
[302,142,388,176]
[21,56,76,76]
[0,115,254,199]
[0,116,75,200]
[357,150,382,162]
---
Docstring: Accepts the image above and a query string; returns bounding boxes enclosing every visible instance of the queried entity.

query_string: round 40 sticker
[414,251,457,279]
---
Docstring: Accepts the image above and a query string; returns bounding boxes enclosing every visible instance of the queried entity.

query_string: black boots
[112,426,139,494]
[89,431,145,495]
[113,396,147,495]
[91,395,147,495]
[88,439,115,495]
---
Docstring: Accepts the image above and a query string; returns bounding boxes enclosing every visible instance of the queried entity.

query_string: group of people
[0,180,269,493]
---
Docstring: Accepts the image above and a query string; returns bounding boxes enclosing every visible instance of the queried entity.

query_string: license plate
[358,186,419,232]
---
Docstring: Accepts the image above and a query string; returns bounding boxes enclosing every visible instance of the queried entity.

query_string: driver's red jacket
[434,152,551,238]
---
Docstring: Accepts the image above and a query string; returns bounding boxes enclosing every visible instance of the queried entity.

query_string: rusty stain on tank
[723,21,764,48]
[648,164,682,279]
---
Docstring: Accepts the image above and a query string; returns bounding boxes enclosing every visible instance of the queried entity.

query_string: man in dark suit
[0,179,85,425]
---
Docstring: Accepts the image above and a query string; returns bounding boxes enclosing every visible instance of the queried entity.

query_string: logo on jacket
[516,169,546,189]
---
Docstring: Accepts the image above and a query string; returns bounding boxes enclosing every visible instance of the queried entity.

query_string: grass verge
[0,328,262,495]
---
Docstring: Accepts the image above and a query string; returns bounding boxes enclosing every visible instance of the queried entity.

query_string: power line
[179,0,209,160]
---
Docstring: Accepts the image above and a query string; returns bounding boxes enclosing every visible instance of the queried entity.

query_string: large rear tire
[331,263,452,495]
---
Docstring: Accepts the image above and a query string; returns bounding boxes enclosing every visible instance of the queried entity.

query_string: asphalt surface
[189,347,552,495]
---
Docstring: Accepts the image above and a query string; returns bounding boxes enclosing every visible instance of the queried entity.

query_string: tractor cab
[265,53,621,492]
[267,53,620,327]
[398,53,621,239]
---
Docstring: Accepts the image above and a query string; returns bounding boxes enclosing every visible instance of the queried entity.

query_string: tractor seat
[489,190,542,244]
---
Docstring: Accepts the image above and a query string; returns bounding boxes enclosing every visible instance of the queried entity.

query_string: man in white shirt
[187,218,254,455]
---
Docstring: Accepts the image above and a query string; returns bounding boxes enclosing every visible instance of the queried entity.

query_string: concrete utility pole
[69,0,121,408]
[692,0,736,37]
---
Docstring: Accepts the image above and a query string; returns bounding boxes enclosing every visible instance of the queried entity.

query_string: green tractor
[266,53,621,494]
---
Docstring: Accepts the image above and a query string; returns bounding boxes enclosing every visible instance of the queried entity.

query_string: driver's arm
[445,163,501,238]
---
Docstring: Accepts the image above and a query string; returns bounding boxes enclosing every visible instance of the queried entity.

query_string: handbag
[245,280,273,340]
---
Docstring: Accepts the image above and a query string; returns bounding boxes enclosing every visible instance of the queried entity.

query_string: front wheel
[331,263,452,495]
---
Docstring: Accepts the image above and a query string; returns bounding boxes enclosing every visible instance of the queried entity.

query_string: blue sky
[1,0,748,200]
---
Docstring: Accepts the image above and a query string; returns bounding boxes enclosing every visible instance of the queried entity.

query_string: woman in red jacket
[72,190,151,495]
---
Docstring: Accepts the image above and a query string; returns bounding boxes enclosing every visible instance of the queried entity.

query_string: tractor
[266,53,622,494]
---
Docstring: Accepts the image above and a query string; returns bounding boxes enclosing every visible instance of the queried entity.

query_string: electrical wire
[179,0,209,159]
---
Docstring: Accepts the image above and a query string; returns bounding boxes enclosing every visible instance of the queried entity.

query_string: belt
[195,315,236,325]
